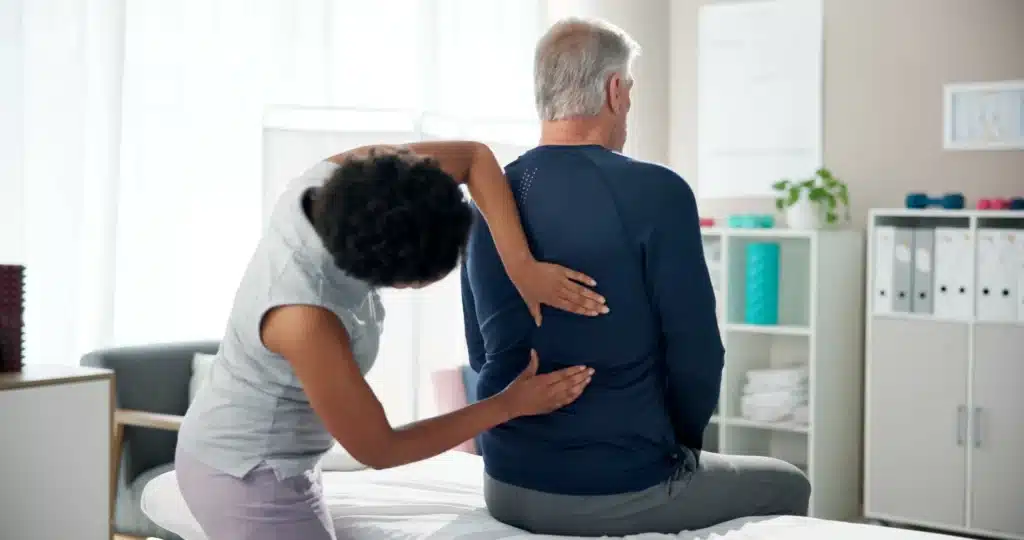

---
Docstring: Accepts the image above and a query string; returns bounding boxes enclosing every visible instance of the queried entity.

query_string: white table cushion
[142,452,963,540]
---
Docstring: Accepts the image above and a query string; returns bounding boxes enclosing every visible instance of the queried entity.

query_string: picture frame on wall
[943,80,1024,151]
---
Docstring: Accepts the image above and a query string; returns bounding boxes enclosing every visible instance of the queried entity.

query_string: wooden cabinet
[0,365,113,540]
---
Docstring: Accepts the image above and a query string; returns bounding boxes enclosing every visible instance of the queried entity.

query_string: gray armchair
[82,341,219,540]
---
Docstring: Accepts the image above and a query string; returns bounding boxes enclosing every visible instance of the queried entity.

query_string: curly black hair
[310,149,473,288]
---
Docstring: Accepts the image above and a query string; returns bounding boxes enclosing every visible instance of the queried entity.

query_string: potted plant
[772,168,850,230]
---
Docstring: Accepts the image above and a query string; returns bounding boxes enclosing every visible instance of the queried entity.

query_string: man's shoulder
[504,147,695,215]
[597,155,694,202]
[620,158,684,182]
[510,147,687,182]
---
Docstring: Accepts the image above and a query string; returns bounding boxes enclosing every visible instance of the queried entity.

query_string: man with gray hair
[460,18,811,535]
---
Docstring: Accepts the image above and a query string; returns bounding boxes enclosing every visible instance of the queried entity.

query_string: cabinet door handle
[972,407,982,448]
[957,405,967,446]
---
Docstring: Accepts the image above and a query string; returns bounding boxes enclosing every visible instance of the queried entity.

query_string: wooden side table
[0,364,114,540]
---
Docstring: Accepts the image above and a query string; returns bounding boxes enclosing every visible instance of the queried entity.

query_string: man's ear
[606,73,625,115]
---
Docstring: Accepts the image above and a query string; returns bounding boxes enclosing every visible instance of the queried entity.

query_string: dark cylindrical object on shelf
[0,264,25,373]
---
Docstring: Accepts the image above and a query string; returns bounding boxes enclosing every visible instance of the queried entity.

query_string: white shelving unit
[864,209,1024,540]
[700,227,865,521]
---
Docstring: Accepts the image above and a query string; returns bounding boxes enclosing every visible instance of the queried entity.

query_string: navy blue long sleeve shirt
[461,145,724,495]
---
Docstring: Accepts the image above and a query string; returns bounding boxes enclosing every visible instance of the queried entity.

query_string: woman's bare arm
[327,142,527,268]
[327,142,606,317]
[261,304,591,470]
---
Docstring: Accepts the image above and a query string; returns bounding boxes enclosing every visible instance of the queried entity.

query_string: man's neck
[539,118,612,148]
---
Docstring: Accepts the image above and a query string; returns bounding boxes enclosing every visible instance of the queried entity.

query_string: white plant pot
[785,196,825,230]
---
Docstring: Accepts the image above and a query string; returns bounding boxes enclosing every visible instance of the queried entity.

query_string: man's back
[462,145,723,496]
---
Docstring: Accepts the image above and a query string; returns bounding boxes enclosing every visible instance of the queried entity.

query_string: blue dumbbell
[905,192,966,210]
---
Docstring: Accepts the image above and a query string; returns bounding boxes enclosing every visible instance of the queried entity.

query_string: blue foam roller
[745,242,780,325]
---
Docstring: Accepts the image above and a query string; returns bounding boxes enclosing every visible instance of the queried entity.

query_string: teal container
[745,242,780,325]
[727,214,776,229]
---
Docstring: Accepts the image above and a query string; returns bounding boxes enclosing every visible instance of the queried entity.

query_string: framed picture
[943,80,1024,151]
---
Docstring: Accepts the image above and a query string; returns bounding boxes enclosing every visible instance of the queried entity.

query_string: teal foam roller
[745,243,780,325]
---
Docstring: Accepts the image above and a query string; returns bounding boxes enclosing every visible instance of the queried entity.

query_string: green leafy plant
[772,167,850,225]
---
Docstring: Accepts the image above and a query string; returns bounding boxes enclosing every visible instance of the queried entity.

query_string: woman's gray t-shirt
[177,160,385,480]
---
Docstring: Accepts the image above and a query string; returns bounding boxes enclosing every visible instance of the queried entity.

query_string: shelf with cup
[700,226,864,521]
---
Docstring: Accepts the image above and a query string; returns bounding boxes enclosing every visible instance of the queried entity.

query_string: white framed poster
[697,0,824,199]
[943,80,1024,151]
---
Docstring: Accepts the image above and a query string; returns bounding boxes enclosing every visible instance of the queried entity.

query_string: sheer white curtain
[20,0,126,365]
[16,0,542,424]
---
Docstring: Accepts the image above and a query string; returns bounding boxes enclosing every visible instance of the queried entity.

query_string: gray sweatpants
[484,450,811,536]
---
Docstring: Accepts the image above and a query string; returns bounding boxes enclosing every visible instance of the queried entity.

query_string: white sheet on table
[143,451,965,540]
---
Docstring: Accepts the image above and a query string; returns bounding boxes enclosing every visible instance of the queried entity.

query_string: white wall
[1,0,669,270]
[0,0,24,264]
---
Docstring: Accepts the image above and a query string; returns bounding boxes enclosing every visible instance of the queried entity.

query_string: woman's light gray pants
[175,448,336,540]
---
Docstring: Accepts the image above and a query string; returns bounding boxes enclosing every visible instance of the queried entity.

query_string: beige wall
[669,0,1024,230]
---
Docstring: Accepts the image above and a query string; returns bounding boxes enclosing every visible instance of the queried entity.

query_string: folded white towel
[739,366,811,423]
[740,401,793,423]
[745,366,806,393]
[745,366,808,376]
[746,366,807,381]
[742,390,806,407]
[740,390,807,423]
[745,383,806,399]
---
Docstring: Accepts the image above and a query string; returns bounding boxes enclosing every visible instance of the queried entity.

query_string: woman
[175,141,606,540]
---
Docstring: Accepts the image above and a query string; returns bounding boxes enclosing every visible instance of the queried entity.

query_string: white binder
[872,226,914,314]
[872,226,896,314]
[1016,229,1024,322]
[977,228,1019,322]
[892,228,915,313]
[911,228,934,314]
[933,227,974,320]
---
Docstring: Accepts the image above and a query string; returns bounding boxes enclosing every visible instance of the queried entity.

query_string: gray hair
[533,18,641,121]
